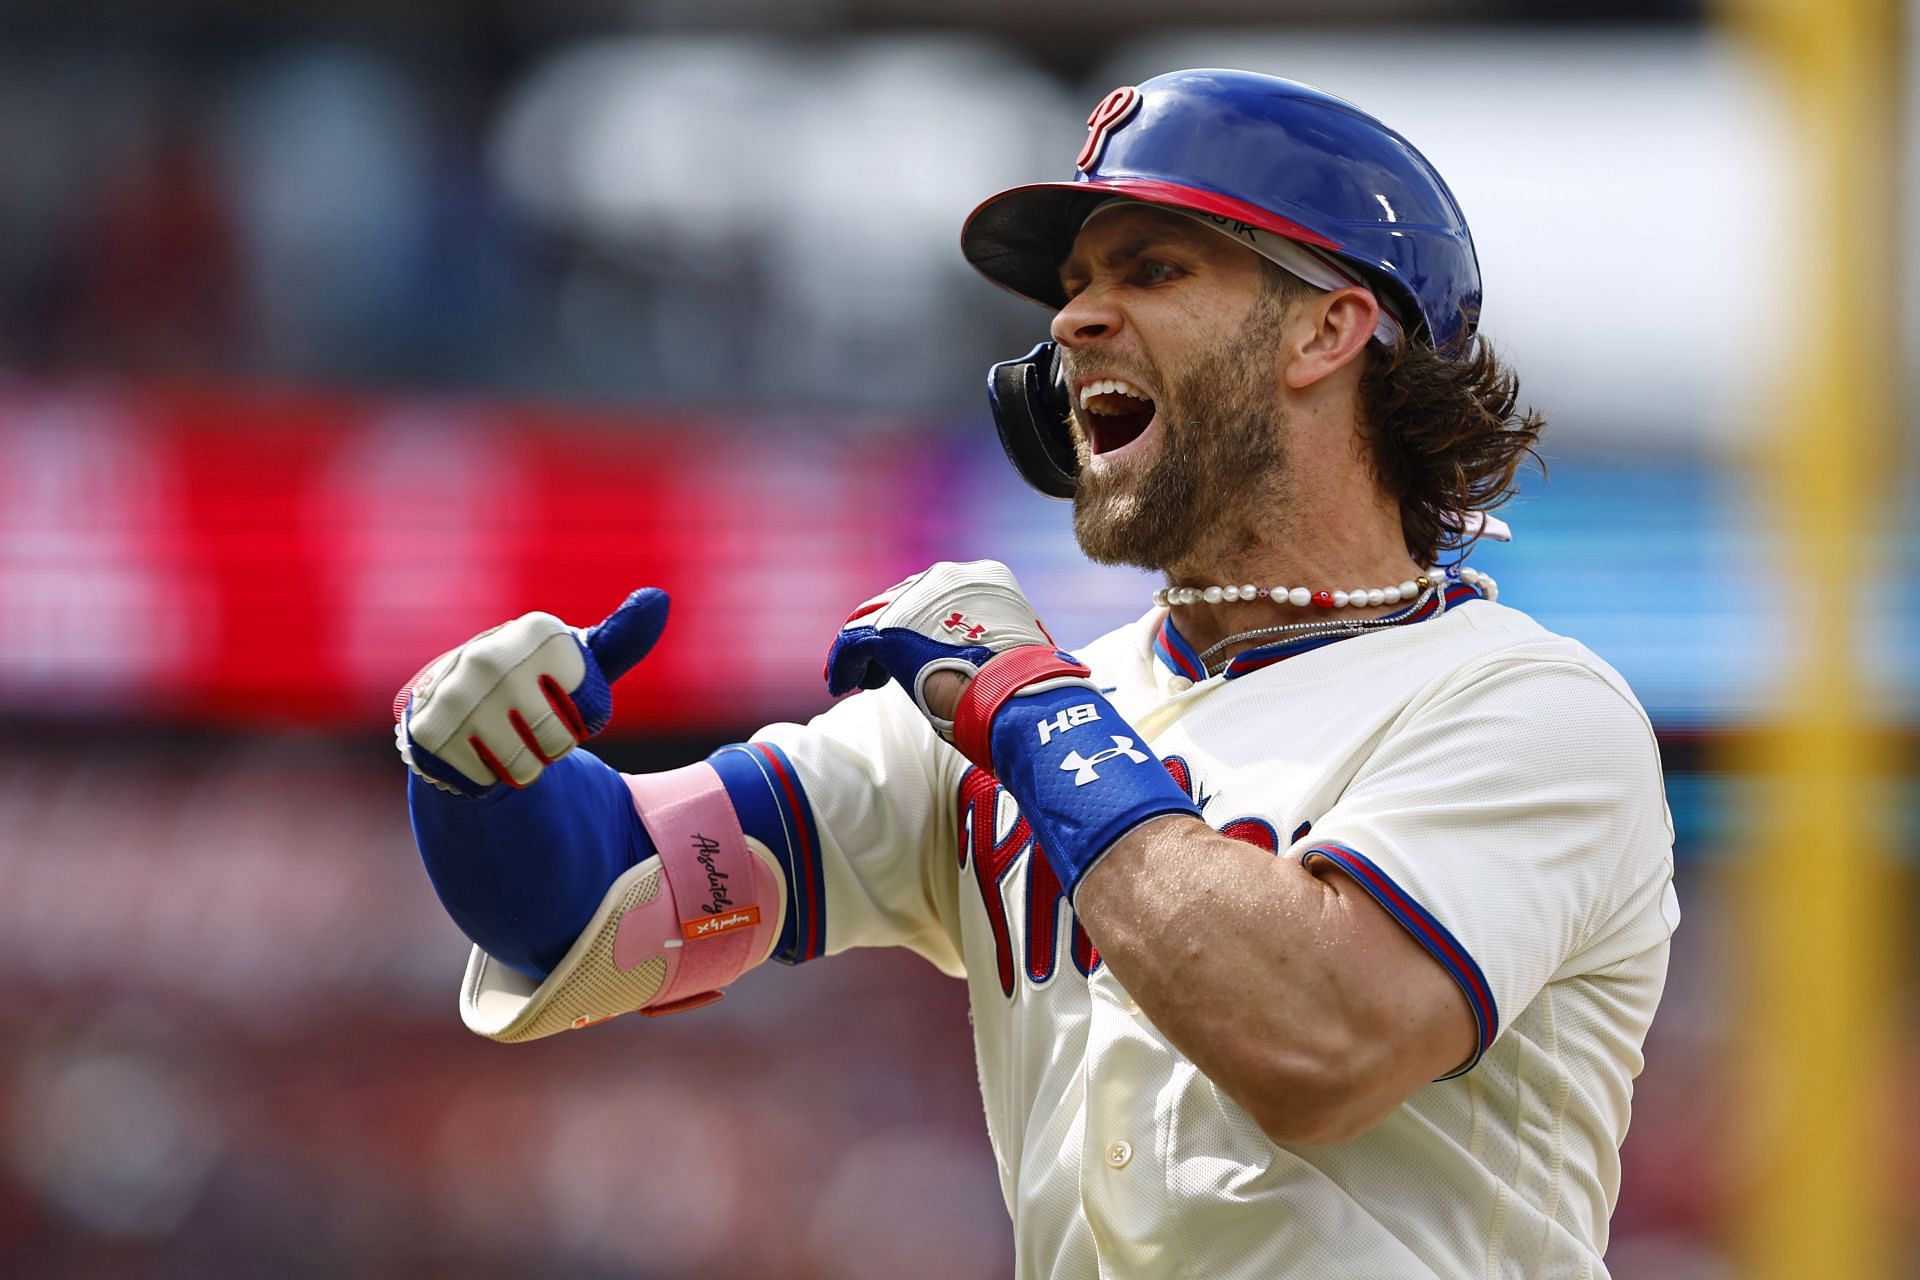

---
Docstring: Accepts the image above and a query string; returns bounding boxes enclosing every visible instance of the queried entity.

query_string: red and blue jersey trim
[1152,619,1207,682]
[1301,841,1498,1076]
[708,742,827,965]
[1153,580,1485,683]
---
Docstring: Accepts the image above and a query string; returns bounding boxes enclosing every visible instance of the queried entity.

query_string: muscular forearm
[1073,816,1471,1144]
[927,667,1471,1144]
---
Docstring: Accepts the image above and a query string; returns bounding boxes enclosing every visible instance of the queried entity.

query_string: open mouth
[1077,379,1158,456]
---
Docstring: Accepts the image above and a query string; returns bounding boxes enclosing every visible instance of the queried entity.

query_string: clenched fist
[824,560,1094,771]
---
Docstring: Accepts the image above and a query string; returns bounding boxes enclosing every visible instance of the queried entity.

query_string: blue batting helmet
[963,68,1481,352]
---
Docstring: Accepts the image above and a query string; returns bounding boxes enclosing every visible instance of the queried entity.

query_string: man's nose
[1050,288,1121,348]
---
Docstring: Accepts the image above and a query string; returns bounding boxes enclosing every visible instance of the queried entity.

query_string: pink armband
[612,762,782,1016]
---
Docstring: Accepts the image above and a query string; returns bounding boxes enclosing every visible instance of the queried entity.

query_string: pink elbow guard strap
[615,762,782,1016]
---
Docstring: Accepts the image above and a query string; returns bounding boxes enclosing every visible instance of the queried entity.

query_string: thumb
[584,588,670,683]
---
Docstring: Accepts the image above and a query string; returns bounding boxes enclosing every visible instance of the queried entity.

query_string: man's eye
[1137,259,1181,285]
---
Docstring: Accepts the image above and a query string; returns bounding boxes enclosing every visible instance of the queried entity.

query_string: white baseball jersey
[742,590,1677,1279]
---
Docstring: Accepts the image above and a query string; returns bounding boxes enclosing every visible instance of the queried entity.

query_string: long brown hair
[1255,262,1545,564]
[1357,330,1546,566]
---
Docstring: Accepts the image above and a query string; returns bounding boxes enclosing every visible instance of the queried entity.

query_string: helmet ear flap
[987,341,1077,500]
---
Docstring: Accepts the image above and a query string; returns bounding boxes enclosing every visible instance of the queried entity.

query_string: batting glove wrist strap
[987,685,1201,900]
[951,645,1094,772]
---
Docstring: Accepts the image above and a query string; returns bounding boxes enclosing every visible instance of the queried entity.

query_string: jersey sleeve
[1301,657,1675,1073]
[721,683,967,977]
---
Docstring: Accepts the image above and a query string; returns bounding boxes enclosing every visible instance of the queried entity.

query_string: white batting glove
[824,560,1094,767]
[394,589,669,797]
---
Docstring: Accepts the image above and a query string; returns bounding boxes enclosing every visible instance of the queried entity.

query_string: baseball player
[397,70,1677,1278]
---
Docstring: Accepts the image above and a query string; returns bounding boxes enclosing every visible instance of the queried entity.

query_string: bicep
[1311,858,1479,1085]
[1307,658,1671,1068]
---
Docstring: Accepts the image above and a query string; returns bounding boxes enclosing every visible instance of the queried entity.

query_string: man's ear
[1284,287,1380,390]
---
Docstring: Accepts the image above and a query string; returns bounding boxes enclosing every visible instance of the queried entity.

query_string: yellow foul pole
[1717,0,1904,1275]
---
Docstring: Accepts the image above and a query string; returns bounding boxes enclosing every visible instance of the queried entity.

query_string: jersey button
[1105,1139,1133,1169]
[1168,677,1193,693]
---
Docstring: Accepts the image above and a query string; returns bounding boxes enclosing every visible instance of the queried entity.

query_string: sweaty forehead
[1058,205,1230,283]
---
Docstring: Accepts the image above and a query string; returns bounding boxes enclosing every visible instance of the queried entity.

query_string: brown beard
[1071,292,1292,572]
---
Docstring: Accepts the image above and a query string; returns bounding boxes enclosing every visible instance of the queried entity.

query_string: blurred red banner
[0,383,937,730]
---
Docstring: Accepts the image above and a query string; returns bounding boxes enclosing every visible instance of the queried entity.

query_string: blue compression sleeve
[409,750,650,980]
[987,685,1202,901]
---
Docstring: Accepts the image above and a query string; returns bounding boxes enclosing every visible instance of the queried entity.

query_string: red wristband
[952,646,1093,772]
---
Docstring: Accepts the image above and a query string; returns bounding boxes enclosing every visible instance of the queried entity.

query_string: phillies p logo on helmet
[1076,85,1141,173]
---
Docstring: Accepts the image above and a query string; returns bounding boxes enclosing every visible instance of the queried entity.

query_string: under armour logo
[942,611,988,641]
[1060,736,1149,786]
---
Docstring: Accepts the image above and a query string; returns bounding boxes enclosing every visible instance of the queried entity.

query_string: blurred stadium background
[0,1,1912,1277]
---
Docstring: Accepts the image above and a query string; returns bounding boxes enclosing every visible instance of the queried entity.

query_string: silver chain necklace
[1191,582,1448,676]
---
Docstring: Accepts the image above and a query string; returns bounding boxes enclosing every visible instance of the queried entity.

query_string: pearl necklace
[1158,566,1500,676]
[1154,564,1498,610]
